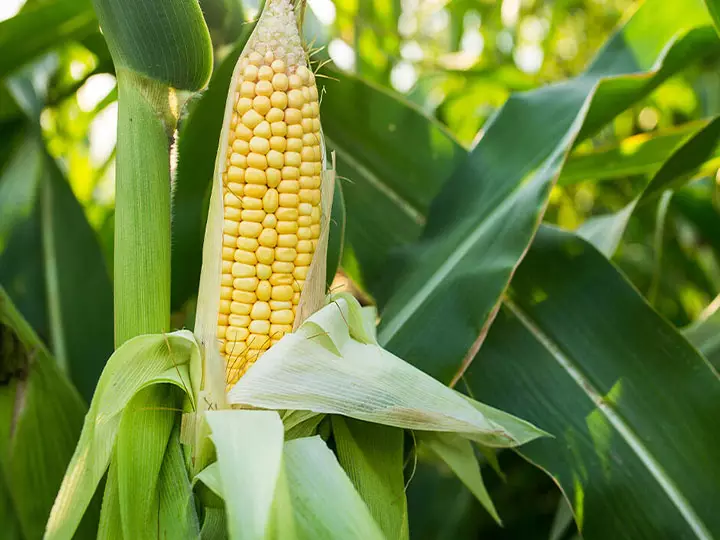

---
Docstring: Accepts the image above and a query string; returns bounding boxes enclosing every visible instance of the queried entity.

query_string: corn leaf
[283,436,385,540]
[578,115,720,256]
[45,330,200,540]
[97,457,122,540]
[684,308,720,370]
[467,226,720,538]
[200,508,227,540]
[332,417,409,540]
[205,410,287,540]
[704,0,720,35]
[228,296,545,447]
[0,287,99,539]
[417,432,500,525]
[158,428,201,538]
[91,0,212,90]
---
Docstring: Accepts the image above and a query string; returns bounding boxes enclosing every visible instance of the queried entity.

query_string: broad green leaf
[558,120,712,186]
[332,417,408,540]
[326,178,346,287]
[92,0,212,90]
[417,432,500,525]
[684,306,720,370]
[377,3,720,382]
[45,330,200,540]
[283,436,385,540]
[206,410,286,540]
[579,115,720,256]
[0,287,98,540]
[466,226,720,539]
[0,0,97,78]
[172,27,255,311]
[704,0,720,35]
[158,429,201,538]
[97,458,123,540]
[228,296,545,447]
[200,508,227,540]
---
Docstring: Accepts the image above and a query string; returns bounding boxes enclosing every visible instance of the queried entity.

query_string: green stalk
[113,70,172,346]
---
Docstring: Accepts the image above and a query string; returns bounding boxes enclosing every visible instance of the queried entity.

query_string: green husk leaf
[332,417,409,540]
[45,330,200,540]
[158,428,201,538]
[417,431,501,525]
[200,508,228,540]
[283,436,385,539]
[228,296,545,447]
[282,410,325,440]
[206,410,286,540]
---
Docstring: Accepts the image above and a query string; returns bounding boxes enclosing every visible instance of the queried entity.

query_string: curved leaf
[465,226,720,539]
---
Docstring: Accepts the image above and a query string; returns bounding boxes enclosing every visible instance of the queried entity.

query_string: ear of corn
[194,0,334,399]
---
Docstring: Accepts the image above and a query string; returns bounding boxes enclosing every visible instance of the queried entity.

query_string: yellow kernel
[269,273,294,285]
[301,147,316,162]
[249,52,263,65]
[223,219,239,235]
[302,133,317,146]
[298,202,313,215]
[249,320,271,335]
[271,59,286,73]
[244,184,267,198]
[243,65,259,81]
[227,166,244,183]
[270,309,294,325]
[270,324,293,336]
[256,263,272,280]
[299,162,315,176]
[285,152,301,167]
[219,299,231,314]
[266,168,281,187]
[310,206,321,223]
[276,207,298,221]
[282,167,299,180]
[225,340,245,355]
[296,66,311,82]
[240,81,256,98]
[293,266,309,280]
[271,121,287,137]
[234,250,256,265]
[279,194,299,208]
[266,108,284,123]
[221,274,234,287]
[258,229,278,248]
[229,314,251,328]
[256,246,275,264]
[264,50,275,64]
[275,248,297,262]
[234,123,252,141]
[223,234,237,248]
[222,260,233,273]
[272,285,294,301]
[239,221,263,238]
[256,80,273,97]
[310,224,321,239]
[253,95,271,115]
[231,301,252,315]
[267,150,284,168]
[299,189,315,203]
[270,91,288,110]
[247,335,270,351]
[263,214,277,228]
[247,153,268,170]
[301,103,313,118]
[300,176,320,189]
[278,180,300,194]
[295,254,313,266]
[272,74,289,94]
[254,121,271,139]
[232,263,256,278]
[286,138,302,153]
[232,290,256,303]
[222,247,235,261]
[242,109,263,129]
[251,302,271,320]
[269,300,292,310]
[226,183,244,198]
[220,286,232,300]
[250,136,270,153]
[236,97,253,114]
[257,281,272,301]
[241,196,262,210]
[285,107,302,125]
[301,118,314,133]
[298,226,312,240]
[218,312,229,325]
[242,209,266,222]
[277,234,298,248]
[234,277,259,292]
[309,85,319,101]
[298,215,311,227]
[245,168,267,185]
[288,74,303,89]
[263,189,279,213]
[232,141,250,159]
[258,65,274,81]
[287,124,303,138]
[302,87,311,102]
[230,154,247,168]
[237,237,259,251]
[226,326,249,340]
[277,221,299,234]
[270,136,287,152]
[292,292,301,305]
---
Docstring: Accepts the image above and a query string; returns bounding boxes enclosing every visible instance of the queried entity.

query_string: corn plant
[1,0,720,539]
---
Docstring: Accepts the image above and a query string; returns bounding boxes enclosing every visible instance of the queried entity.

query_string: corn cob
[215,0,324,387]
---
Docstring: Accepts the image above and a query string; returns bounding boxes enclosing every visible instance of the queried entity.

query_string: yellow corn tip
[219,34,322,388]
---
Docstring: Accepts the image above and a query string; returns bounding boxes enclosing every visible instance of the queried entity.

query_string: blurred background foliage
[1,0,719,538]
